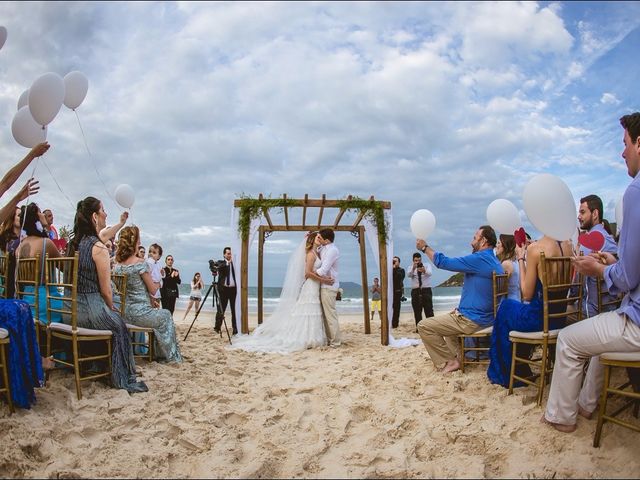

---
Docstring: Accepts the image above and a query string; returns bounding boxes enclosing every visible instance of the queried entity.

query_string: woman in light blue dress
[113,226,182,363]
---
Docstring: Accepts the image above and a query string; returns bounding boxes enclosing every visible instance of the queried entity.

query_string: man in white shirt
[407,252,434,330]
[316,228,341,347]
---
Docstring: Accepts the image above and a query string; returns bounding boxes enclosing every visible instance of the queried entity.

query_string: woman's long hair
[20,202,47,238]
[115,226,139,263]
[192,272,201,286]
[0,207,20,253]
[497,234,516,262]
[68,196,101,256]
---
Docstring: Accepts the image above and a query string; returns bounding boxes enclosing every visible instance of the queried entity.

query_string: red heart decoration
[514,227,526,247]
[52,238,67,251]
[578,231,605,252]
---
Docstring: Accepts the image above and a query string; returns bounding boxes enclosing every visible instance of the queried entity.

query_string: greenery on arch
[236,194,388,244]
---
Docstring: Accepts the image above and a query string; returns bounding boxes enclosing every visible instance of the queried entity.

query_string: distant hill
[437,272,464,287]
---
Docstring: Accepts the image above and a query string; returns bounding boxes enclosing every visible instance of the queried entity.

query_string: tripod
[183,274,232,344]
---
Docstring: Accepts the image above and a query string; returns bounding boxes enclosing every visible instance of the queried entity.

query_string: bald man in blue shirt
[416,225,504,373]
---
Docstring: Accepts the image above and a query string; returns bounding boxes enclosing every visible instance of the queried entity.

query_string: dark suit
[216,260,237,334]
[392,266,405,328]
[161,267,181,314]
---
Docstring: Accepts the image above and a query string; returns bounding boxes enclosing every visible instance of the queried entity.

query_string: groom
[316,228,341,347]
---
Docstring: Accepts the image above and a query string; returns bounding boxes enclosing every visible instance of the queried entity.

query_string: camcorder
[208,259,226,276]
[417,262,424,268]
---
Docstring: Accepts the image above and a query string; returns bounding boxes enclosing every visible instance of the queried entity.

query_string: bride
[228,231,331,353]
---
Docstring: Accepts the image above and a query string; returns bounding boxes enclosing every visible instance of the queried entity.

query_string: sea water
[175,285,462,315]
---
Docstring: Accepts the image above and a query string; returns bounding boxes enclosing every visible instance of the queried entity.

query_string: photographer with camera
[215,246,238,335]
[408,252,434,330]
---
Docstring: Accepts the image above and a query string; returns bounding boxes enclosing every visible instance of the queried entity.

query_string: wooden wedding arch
[233,194,393,345]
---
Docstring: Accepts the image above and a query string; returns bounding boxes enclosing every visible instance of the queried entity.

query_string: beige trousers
[417,311,481,368]
[321,288,341,346]
[545,311,640,426]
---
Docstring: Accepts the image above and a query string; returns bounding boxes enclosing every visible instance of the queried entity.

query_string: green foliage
[58,224,73,241]
[236,195,388,243]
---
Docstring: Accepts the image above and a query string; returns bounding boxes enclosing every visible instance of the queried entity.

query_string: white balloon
[63,71,89,110]
[410,209,436,240]
[615,196,623,231]
[0,26,7,51]
[523,174,577,241]
[17,89,29,110]
[486,199,521,235]
[28,72,65,126]
[11,106,47,148]
[115,184,135,209]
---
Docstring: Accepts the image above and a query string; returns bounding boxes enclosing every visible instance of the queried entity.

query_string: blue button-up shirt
[432,248,504,327]
[580,223,618,317]
[605,173,640,327]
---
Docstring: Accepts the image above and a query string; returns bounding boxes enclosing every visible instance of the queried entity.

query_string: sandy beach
[1,309,638,478]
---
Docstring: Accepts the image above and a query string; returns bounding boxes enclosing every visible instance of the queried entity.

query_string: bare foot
[578,405,593,420]
[540,414,577,433]
[442,358,460,374]
[41,356,55,371]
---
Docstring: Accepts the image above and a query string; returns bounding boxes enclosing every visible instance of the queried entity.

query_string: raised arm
[0,143,49,198]
[0,178,39,224]
[98,211,129,245]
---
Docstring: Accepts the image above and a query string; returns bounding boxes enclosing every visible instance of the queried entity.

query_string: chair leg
[72,339,82,401]
[508,342,517,395]
[459,337,466,373]
[107,339,112,382]
[0,343,13,413]
[537,341,548,407]
[149,332,154,362]
[593,365,611,448]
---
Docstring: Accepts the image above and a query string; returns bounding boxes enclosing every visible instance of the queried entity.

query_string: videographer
[408,252,433,330]
[215,246,237,335]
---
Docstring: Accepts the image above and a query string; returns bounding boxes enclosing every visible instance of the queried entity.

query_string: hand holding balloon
[30,142,50,158]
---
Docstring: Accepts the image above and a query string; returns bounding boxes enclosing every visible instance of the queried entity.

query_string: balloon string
[73,110,116,207]
[40,157,75,209]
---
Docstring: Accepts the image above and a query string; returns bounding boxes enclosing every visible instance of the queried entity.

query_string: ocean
[175,285,462,315]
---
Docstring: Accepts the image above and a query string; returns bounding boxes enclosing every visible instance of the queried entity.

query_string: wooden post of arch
[379,231,389,346]
[241,231,249,334]
[358,225,371,334]
[258,227,266,325]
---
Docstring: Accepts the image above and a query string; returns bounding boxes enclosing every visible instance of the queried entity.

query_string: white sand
[0,310,638,478]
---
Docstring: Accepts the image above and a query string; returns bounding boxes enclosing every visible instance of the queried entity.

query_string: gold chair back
[493,272,510,318]
[15,255,41,323]
[508,252,583,405]
[596,276,624,314]
[0,255,9,299]
[111,273,127,317]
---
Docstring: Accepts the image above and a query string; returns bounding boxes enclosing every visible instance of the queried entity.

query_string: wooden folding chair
[0,255,9,299]
[593,351,640,447]
[459,272,509,373]
[596,276,624,313]
[45,254,113,400]
[15,255,46,353]
[111,272,154,362]
[508,253,582,406]
[0,327,13,413]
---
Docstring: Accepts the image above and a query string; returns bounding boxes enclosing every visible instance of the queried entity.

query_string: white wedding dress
[228,239,327,354]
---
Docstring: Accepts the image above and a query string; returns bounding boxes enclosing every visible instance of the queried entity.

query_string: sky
[0,1,638,288]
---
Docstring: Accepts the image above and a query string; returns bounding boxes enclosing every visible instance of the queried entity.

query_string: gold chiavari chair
[111,272,154,362]
[0,327,13,413]
[45,254,113,400]
[508,253,582,406]
[15,255,46,353]
[0,255,9,299]
[459,272,509,373]
[593,351,640,447]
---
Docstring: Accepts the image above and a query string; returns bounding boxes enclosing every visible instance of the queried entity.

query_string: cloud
[600,92,620,105]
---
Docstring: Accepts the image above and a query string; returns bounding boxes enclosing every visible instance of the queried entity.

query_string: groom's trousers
[321,288,341,346]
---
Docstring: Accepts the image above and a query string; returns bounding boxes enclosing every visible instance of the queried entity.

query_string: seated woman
[0,206,22,299]
[16,203,63,325]
[68,197,147,393]
[487,235,572,387]
[113,226,182,363]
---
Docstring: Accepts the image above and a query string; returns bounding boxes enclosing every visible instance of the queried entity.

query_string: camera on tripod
[208,259,226,276]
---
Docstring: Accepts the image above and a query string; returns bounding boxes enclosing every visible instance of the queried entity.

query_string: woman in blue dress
[16,203,64,326]
[113,226,182,363]
[487,235,572,387]
[69,197,147,393]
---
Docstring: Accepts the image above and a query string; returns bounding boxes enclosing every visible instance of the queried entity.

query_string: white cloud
[600,92,620,105]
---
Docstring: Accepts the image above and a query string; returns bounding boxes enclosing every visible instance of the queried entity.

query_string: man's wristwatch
[421,245,428,253]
